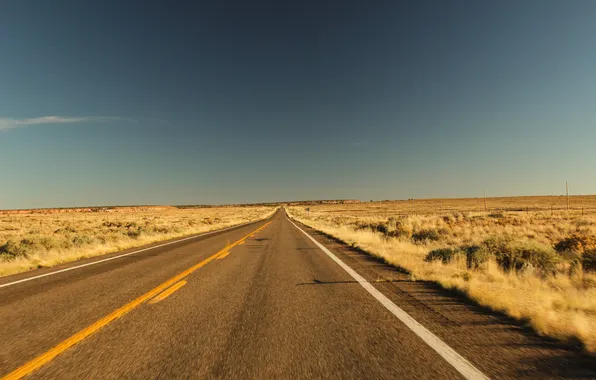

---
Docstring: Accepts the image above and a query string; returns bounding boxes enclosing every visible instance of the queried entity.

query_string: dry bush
[425,248,461,264]
[481,236,560,275]
[412,229,441,243]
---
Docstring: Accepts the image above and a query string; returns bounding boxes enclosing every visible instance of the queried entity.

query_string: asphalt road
[0,209,594,379]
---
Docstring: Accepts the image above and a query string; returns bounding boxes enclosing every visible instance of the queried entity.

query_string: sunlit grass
[0,206,277,277]
[287,199,596,352]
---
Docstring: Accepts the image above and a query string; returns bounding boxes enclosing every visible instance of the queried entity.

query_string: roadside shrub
[462,245,489,269]
[102,221,123,228]
[0,240,28,260]
[54,226,77,234]
[554,234,596,255]
[39,237,59,251]
[60,239,74,249]
[386,219,413,239]
[19,239,43,255]
[442,215,456,224]
[553,246,583,275]
[97,233,120,244]
[412,229,440,243]
[0,238,47,259]
[518,244,560,274]
[572,218,592,228]
[151,226,171,234]
[583,249,596,271]
[19,238,37,248]
[331,217,345,227]
[452,271,472,281]
[483,236,559,274]
[437,227,450,236]
[373,223,389,235]
[72,235,95,247]
[425,248,459,264]
[356,219,413,240]
[354,222,369,231]
[560,234,596,272]
[125,228,143,239]
[488,212,505,219]
[388,226,413,239]
[387,217,398,230]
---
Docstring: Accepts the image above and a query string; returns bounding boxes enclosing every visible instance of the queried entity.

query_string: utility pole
[566,182,569,212]
[484,188,487,211]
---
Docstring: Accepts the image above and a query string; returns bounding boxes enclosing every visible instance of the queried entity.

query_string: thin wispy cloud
[0,116,136,131]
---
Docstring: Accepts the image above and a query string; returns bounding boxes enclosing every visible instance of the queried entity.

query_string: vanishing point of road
[0,209,594,379]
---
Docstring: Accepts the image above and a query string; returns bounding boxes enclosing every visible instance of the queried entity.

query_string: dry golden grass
[313,195,596,215]
[0,206,277,277]
[287,196,596,352]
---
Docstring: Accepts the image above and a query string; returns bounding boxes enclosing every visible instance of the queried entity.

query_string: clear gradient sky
[1,1,595,209]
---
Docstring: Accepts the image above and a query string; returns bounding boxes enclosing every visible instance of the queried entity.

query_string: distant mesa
[0,200,361,214]
[283,199,361,206]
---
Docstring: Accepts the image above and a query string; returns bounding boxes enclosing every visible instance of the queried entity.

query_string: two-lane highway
[0,209,594,379]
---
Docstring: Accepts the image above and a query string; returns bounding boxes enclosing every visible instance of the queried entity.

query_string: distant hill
[177,200,361,208]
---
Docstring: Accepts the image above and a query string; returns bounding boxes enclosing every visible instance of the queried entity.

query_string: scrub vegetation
[287,196,596,352]
[0,206,276,277]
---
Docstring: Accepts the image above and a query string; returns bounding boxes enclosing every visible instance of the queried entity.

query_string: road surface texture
[0,209,594,379]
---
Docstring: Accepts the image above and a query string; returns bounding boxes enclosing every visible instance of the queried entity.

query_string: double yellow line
[2,221,271,380]
[148,280,187,304]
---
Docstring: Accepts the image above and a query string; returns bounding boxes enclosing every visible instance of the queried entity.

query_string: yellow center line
[216,251,230,260]
[1,221,271,380]
[148,280,187,304]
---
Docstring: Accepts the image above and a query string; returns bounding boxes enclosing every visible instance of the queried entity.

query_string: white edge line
[0,219,266,289]
[286,214,490,380]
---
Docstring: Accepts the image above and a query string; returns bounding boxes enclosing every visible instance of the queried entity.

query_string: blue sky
[1,1,595,208]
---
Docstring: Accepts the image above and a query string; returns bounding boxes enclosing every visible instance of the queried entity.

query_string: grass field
[287,195,596,352]
[0,206,277,277]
